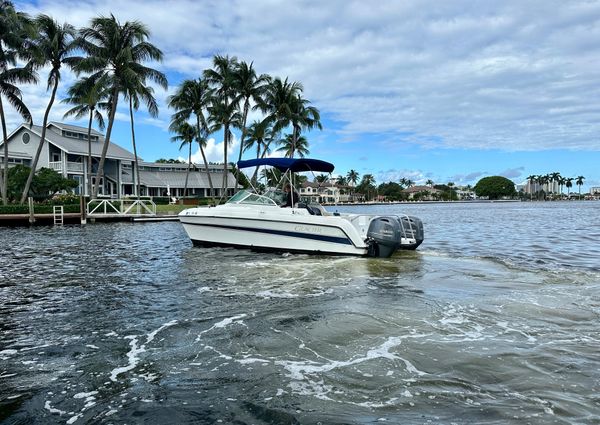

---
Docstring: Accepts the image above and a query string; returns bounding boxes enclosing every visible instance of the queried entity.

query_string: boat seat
[306,204,323,216]
[297,202,321,215]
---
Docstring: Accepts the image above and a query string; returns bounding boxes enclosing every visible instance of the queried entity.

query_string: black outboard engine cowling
[396,215,424,250]
[367,216,402,258]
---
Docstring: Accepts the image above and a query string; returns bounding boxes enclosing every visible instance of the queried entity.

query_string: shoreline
[323,199,597,206]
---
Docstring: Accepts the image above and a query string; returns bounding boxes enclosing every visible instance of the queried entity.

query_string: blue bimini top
[237,157,335,173]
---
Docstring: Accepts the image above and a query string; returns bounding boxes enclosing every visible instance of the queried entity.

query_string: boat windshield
[262,188,286,205]
[226,190,278,206]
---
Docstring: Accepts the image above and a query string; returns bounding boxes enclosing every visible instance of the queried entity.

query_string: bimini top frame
[237,157,335,207]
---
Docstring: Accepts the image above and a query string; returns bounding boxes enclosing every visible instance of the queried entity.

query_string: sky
[7,0,600,191]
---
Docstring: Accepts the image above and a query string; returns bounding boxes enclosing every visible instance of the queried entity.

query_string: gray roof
[48,121,104,137]
[403,185,441,193]
[30,124,136,161]
[139,161,225,171]
[126,169,239,189]
[0,149,30,159]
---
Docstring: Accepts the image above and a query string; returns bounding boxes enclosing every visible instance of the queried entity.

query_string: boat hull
[179,209,369,256]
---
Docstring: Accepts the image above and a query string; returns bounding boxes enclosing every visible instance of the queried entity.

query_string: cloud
[499,166,526,179]
[449,171,486,184]
[176,133,240,165]
[11,0,600,157]
[375,168,426,185]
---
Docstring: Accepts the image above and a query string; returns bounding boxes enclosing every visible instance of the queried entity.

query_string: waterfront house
[402,185,441,200]
[299,181,353,204]
[0,122,238,198]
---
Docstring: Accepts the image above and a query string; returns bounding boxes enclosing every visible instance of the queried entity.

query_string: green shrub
[0,204,29,214]
[152,197,171,205]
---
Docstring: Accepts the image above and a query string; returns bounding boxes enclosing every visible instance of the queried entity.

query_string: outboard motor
[396,215,424,250]
[367,217,402,258]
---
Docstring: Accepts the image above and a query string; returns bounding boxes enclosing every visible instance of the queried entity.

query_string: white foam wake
[109,320,178,382]
[195,314,247,343]
[275,335,427,399]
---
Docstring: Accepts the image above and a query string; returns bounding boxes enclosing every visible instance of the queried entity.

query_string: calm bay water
[1,201,599,424]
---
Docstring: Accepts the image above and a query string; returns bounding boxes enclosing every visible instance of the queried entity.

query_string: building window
[22,133,30,144]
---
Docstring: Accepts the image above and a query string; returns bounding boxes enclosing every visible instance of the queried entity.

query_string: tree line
[0,1,322,205]
[526,173,586,200]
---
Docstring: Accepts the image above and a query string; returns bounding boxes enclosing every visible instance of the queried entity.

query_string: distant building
[590,187,600,199]
[456,188,476,200]
[0,122,238,198]
[521,179,559,195]
[402,185,441,200]
[299,181,354,204]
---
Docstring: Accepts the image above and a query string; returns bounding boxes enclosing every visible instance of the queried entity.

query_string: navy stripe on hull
[181,221,354,245]
[190,239,365,257]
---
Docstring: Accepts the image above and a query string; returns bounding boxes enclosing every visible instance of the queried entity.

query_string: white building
[521,179,559,195]
[0,122,237,198]
[299,181,352,204]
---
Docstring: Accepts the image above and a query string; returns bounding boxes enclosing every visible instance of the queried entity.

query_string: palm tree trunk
[221,122,229,201]
[292,125,300,159]
[20,79,59,205]
[234,100,250,194]
[129,96,141,199]
[86,110,93,198]
[195,114,214,202]
[183,141,191,197]
[0,97,8,205]
[250,138,274,184]
[93,87,119,199]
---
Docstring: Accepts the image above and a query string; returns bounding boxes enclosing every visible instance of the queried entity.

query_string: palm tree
[232,61,269,193]
[336,176,348,186]
[74,14,164,199]
[170,121,197,198]
[315,174,328,184]
[549,172,561,198]
[260,167,282,187]
[62,75,109,196]
[244,120,272,159]
[204,55,239,200]
[168,78,215,200]
[576,176,585,200]
[277,133,309,158]
[262,77,301,126]
[537,175,549,200]
[405,179,415,188]
[20,15,76,204]
[287,93,322,158]
[261,75,321,183]
[526,175,537,201]
[243,120,274,185]
[360,174,376,201]
[447,182,455,201]
[425,179,434,188]
[124,77,167,198]
[558,176,566,199]
[346,169,359,187]
[233,61,269,164]
[565,177,573,198]
[0,1,36,205]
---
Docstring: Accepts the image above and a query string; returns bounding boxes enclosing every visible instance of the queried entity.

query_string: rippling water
[1,201,599,424]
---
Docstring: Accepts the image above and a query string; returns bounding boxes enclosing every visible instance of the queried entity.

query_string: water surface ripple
[1,202,599,424]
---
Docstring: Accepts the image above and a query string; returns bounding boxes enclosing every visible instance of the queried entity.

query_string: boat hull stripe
[182,221,353,245]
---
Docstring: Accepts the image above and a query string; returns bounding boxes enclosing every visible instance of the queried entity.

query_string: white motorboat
[179,158,423,257]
